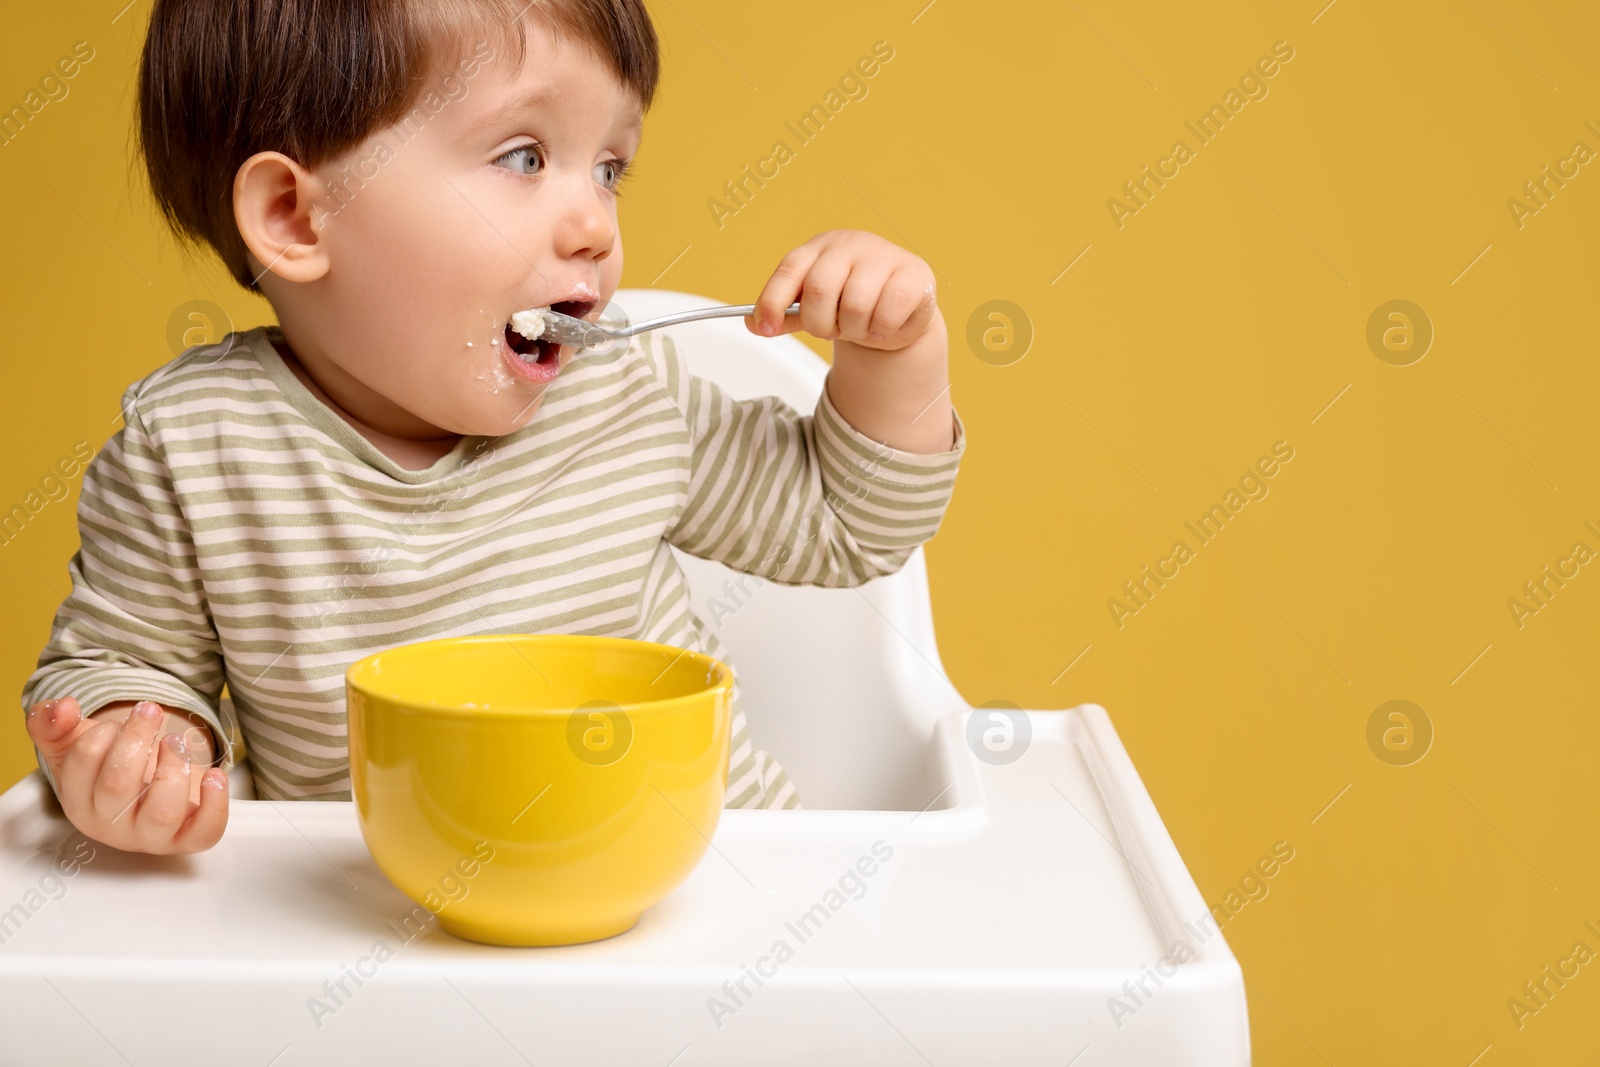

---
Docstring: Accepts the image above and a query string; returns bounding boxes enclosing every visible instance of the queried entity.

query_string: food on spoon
[509,307,549,341]
[503,298,597,372]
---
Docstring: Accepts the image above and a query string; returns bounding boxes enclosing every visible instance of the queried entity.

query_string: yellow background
[3,1,1597,1062]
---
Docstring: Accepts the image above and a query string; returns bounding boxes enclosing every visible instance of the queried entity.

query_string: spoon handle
[614,301,802,338]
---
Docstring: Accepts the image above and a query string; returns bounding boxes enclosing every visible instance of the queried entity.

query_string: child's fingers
[170,767,230,853]
[866,266,938,342]
[792,252,851,341]
[175,724,216,772]
[25,696,91,768]
[25,697,73,746]
[175,725,215,806]
[132,732,195,852]
[52,701,129,815]
[750,244,823,336]
[744,307,807,339]
[27,698,112,818]
[837,260,896,342]
[90,701,165,823]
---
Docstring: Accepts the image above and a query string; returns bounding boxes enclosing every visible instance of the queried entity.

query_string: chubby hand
[25,696,229,854]
[747,230,939,352]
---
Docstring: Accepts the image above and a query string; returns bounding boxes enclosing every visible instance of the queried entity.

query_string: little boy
[20,0,965,855]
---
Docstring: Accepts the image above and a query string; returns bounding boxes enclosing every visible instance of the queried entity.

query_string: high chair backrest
[616,288,971,812]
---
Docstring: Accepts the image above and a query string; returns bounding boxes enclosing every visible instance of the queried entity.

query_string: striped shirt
[21,323,966,808]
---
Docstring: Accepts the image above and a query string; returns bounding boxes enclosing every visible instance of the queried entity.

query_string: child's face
[295,20,642,438]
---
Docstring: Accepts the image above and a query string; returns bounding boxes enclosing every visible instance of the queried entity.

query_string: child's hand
[745,230,939,353]
[25,696,229,854]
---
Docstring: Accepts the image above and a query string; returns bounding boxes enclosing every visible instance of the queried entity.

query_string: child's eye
[597,157,634,194]
[493,145,633,195]
[493,142,544,176]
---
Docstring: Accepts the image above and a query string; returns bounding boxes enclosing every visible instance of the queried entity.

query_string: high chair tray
[0,705,1248,1066]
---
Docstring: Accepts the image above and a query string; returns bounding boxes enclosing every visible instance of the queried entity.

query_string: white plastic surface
[0,290,1249,1065]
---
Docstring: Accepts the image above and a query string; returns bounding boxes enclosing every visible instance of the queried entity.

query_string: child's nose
[550,178,619,260]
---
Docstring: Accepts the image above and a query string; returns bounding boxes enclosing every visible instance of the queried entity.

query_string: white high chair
[0,290,1251,1066]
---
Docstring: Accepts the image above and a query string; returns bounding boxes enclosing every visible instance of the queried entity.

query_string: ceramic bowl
[346,634,732,946]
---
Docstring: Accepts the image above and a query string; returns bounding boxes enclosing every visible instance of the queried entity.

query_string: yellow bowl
[345,634,733,947]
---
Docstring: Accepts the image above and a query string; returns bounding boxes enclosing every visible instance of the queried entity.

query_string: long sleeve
[19,390,236,799]
[656,331,967,586]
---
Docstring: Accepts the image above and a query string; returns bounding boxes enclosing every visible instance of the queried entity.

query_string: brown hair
[136,0,659,290]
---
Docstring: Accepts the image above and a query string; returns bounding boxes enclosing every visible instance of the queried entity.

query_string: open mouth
[505,299,597,365]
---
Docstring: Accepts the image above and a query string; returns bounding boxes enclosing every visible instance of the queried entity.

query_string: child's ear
[233,151,330,284]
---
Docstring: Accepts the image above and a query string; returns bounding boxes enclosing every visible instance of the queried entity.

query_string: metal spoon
[528,301,802,351]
